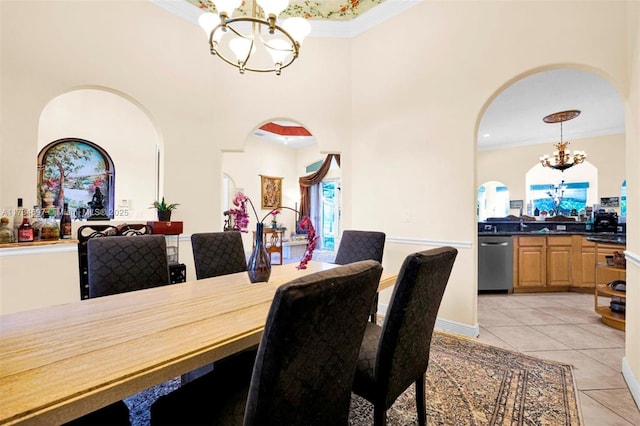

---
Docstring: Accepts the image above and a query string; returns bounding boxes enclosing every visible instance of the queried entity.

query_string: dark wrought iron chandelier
[539,110,587,172]
[198,0,311,75]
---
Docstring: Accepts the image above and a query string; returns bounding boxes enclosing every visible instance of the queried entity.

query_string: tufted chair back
[87,234,170,298]
[191,231,247,279]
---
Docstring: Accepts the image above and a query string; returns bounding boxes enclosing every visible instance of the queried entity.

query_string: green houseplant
[151,197,179,221]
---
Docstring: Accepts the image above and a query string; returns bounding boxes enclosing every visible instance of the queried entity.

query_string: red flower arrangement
[230,192,318,270]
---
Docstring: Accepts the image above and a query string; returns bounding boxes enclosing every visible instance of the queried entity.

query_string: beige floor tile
[477,309,524,326]
[482,325,571,351]
[537,306,602,324]
[579,348,626,372]
[531,324,623,350]
[499,307,565,325]
[477,295,530,310]
[579,392,636,426]
[506,294,568,308]
[576,323,626,347]
[582,389,640,425]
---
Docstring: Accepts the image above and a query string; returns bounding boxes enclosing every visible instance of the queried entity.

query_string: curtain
[298,154,341,219]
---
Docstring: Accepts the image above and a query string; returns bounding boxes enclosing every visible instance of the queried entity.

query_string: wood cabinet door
[518,245,546,288]
[547,245,572,286]
[580,246,596,287]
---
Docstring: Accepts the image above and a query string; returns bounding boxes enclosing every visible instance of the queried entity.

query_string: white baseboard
[622,357,640,410]
[377,303,479,338]
[435,317,480,338]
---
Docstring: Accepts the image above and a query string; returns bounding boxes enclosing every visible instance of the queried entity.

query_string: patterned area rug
[349,331,583,425]
[125,331,582,425]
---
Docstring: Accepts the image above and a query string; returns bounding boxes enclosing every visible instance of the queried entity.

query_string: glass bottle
[60,202,72,239]
[13,197,26,241]
[40,209,60,241]
[17,217,34,242]
[31,206,44,241]
[0,217,15,243]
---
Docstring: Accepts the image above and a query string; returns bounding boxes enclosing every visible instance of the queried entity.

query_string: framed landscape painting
[260,175,283,209]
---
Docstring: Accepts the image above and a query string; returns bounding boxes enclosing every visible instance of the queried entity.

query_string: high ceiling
[151,1,626,151]
[478,69,625,152]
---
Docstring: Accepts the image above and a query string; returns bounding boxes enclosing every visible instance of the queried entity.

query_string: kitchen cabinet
[513,235,573,292]
[514,236,546,289]
[572,237,596,289]
[547,236,573,287]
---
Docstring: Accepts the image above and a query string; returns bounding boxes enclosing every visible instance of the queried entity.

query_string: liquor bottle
[0,217,15,243]
[17,217,34,242]
[30,206,44,240]
[13,198,26,241]
[40,209,60,241]
[60,203,72,239]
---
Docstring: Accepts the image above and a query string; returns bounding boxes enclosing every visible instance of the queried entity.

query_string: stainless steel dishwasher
[478,235,513,292]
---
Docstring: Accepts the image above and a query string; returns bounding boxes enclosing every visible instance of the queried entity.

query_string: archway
[222,119,340,254]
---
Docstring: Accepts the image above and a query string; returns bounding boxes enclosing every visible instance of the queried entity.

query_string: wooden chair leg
[373,404,387,426]
[415,373,426,426]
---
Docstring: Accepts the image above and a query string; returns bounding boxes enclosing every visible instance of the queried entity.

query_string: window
[530,181,588,215]
[37,138,115,218]
[621,180,627,217]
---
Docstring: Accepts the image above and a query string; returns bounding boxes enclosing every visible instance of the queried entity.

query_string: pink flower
[230,192,317,270]
[296,216,319,270]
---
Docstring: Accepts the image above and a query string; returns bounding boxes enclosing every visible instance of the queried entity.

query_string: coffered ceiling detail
[186,0,386,21]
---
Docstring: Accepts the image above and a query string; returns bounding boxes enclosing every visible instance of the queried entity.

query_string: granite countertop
[478,231,626,245]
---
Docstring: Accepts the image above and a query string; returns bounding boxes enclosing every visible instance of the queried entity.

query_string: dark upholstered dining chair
[334,230,386,323]
[150,259,383,426]
[87,234,170,298]
[191,231,247,279]
[352,246,458,426]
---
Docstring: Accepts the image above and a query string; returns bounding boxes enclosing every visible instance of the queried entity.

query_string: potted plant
[151,197,179,221]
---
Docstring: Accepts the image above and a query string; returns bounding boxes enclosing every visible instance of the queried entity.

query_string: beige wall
[1,0,638,404]
[478,133,626,212]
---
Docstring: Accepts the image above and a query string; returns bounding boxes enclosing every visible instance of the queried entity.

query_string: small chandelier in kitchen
[539,110,587,172]
[198,0,311,75]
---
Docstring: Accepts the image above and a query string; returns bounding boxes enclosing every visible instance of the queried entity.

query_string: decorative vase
[157,210,172,222]
[247,222,271,283]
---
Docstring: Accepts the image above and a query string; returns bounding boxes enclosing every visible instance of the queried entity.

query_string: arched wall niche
[38,87,161,220]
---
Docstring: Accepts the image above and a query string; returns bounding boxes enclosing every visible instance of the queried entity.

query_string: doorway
[319,179,340,250]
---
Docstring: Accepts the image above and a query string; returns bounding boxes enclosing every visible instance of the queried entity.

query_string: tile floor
[477,291,640,425]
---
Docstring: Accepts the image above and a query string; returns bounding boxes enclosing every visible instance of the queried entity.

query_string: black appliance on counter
[594,212,618,233]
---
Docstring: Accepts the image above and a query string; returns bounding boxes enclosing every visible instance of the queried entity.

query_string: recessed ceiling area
[253,120,316,149]
[478,69,625,152]
[152,0,420,38]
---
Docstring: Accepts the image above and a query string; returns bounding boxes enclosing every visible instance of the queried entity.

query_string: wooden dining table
[0,261,396,425]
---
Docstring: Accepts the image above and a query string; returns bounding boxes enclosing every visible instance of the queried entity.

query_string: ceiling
[152,1,626,151]
[478,68,625,152]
